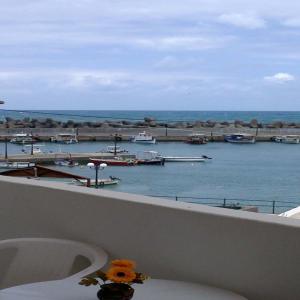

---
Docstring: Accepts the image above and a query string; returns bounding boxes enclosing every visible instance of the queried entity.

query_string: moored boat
[0,161,36,169]
[272,135,300,144]
[136,158,165,165]
[185,133,208,144]
[73,176,120,187]
[10,133,37,145]
[224,134,256,143]
[50,133,78,144]
[54,159,79,167]
[89,158,137,166]
[103,146,128,154]
[22,144,45,155]
[130,131,156,144]
[136,151,165,165]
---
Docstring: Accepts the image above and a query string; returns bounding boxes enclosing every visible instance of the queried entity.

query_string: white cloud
[135,36,233,51]
[0,68,217,91]
[154,56,201,69]
[218,13,266,29]
[264,73,295,83]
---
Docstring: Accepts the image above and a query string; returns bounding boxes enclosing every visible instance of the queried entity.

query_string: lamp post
[4,137,7,160]
[87,162,107,188]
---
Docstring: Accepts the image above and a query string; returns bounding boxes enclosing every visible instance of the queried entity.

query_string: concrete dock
[0,153,136,165]
[0,126,300,142]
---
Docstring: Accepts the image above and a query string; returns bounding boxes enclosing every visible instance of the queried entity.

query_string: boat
[272,135,300,144]
[22,144,45,155]
[224,134,256,143]
[50,133,78,144]
[185,133,208,144]
[54,159,79,167]
[10,133,37,145]
[0,161,36,169]
[137,151,211,162]
[89,158,137,166]
[103,146,128,154]
[135,151,165,165]
[130,131,156,144]
[73,176,120,187]
[54,153,79,167]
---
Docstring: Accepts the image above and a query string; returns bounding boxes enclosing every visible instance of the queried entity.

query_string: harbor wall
[0,176,299,300]
[1,127,300,142]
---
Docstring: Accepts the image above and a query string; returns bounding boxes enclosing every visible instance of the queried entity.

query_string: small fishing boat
[54,159,79,167]
[50,133,78,144]
[54,153,79,167]
[89,158,137,166]
[73,176,120,187]
[130,132,156,144]
[135,151,164,165]
[10,133,37,145]
[272,135,300,144]
[0,161,36,169]
[22,144,45,155]
[103,146,128,154]
[224,134,256,144]
[185,133,208,144]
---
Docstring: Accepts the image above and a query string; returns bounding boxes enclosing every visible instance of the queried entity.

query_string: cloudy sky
[1,0,300,110]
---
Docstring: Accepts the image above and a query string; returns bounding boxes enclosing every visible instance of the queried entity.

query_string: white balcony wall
[0,176,299,300]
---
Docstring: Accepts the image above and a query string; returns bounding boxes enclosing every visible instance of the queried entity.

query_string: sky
[1,0,300,110]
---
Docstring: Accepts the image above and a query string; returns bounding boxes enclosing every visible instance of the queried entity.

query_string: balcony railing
[148,195,299,214]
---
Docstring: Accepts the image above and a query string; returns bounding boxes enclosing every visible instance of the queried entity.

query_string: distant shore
[0,116,300,142]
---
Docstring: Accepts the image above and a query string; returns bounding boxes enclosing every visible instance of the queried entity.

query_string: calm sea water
[2,110,300,123]
[3,140,300,213]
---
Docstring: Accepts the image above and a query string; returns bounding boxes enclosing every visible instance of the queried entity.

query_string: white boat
[22,144,45,155]
[273,135,300,144]
[103,146,128,154]
[140,151,211,162]
[50,133,78,144]
[73,176,120,187]
[54,159,79,167]
[130,131,156,144]
[163,156,207,162]
[10,133,36,145]
[0,161,36,169]
[224,134,256,144]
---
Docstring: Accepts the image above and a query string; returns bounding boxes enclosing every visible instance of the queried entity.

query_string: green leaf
[95,270,108,281]
[82,269,106,281]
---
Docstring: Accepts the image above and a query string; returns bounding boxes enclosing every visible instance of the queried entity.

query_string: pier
[0,152,136,165]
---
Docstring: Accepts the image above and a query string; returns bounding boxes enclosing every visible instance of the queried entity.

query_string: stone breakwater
[2,116,300,129]
[0,117,300,142]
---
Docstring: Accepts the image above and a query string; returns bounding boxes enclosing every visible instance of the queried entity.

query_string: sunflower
[111,259,136,269]
[106,266,136,283]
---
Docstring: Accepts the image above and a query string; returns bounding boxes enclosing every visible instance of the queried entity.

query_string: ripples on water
[2,110,300,123]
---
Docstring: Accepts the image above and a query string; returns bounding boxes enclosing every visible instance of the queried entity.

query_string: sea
[2,110,300,123]
[2,110,300,213]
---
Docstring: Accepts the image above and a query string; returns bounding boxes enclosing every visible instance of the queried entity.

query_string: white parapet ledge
[0,175,299,228]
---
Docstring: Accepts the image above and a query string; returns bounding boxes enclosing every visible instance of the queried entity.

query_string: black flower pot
[97,283,134,300]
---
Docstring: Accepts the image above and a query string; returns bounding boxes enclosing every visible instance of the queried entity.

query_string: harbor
[0,114,300,214]
[1,126,300,142]
[0,139,299,214]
